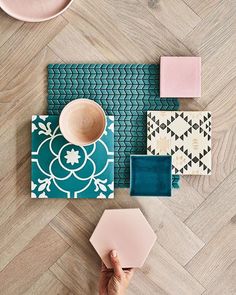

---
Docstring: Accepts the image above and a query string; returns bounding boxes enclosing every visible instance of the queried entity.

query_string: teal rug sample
[31,115,114,199]
[47,64,180,188]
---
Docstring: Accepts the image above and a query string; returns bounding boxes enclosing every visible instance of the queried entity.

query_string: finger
[123,268,132,272]
[101,262,107,272]
[109,250,123,278]
[125,268,135,281]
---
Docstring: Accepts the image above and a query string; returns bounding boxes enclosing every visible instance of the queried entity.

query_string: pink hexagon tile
[89,208,157,268]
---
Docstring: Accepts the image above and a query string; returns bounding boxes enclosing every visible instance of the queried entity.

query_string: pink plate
[90,209,157,268]
[0,0,73,22]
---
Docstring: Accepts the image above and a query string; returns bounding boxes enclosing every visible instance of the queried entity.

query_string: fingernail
[111,250,117,258]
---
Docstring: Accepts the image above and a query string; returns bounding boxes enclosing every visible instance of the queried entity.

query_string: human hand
[99,250,134,295]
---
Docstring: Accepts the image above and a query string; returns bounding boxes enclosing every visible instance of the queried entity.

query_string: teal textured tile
[47,64,180,188]
[31,115,114,199]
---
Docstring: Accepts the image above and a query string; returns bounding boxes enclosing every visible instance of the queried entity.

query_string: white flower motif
[31,181,37,190]
[64,149,81,165]
[38,192,48,198]
[31,192,37,198]
[38,122,52,136]
[108,181,114,191]
[32,115,37,122]
[32,123,38,133]
[94,178,108,192]
[38,178,51,192]
[108,193,114,199]
[97,192,106,199]
[40,116,48,121]
[31,191,48,198]
[108,123,114,133]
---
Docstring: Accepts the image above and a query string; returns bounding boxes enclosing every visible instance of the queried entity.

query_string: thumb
[110,250,123,278]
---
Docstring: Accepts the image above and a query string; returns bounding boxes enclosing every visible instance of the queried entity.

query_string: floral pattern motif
[31,115,114,199]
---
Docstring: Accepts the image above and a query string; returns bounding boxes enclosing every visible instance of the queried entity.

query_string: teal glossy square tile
[31,115,114,199]
[130,155,172,197]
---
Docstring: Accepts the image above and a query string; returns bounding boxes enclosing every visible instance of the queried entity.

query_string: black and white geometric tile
[147,111,211,175]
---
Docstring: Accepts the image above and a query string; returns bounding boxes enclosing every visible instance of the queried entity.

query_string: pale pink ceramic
[160,56,201,98]
[90,209,157,268]
[59,99,106,146]
[0,0,73,22]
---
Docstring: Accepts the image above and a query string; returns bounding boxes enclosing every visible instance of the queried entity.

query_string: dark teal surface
[47,64,180,188]
[130,155,172,197]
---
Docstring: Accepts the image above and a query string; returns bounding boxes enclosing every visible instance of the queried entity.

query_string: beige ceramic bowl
[59,99,106,146]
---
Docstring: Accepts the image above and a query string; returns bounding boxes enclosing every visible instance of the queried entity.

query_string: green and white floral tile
[31,115,114,199]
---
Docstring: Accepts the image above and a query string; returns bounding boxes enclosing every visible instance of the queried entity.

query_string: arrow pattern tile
[48,64,180,187]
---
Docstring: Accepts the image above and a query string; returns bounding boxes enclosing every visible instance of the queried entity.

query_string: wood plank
[0,80,67,268]
[139,0,201,40]
[128,270,168,295]
[0,17,67,91]
[0,48,62,227]
[0,46,62,104]
[0,195,68,271]
[142,243,205,295]
[0,226,69,295]
[0,83,47,225]
[0,102,15,118]
[60,2,149,63]
[183,1,236,62]
[199,36,236,107]
[64,0,191,63]
[48,24,107,63]
[203,260,236,295]
[0,10,23,49]
[0,79,58,224]
[0,47,61,180]
[113,190,205,265]
[50,197,204,268]
[185,169,236,243]
[50,247,99,295]
[160,178,205,221]
[186,220,236,288]
[185,78,236,197]
[49,202,116,250]
[50,242,205,295]
[179,97,203,112]
[207,77,236,132]
[23,271,72,295]
[183,0,225,18]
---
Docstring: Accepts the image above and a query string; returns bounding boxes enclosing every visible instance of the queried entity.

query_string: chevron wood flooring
[0,0,236,294]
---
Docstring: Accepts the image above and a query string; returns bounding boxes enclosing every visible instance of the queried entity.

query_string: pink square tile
[160,56,201,98]
[89,209,157,268]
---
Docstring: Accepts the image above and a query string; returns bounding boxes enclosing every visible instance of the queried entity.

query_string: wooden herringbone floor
[0,0,236,294]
